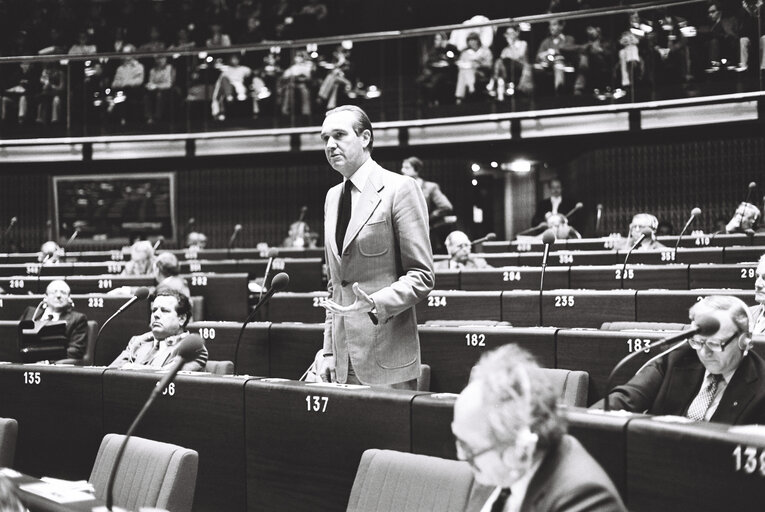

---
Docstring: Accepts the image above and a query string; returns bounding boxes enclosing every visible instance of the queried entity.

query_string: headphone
[738,332,754,357]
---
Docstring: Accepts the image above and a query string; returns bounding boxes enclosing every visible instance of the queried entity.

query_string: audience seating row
[265,289,756,327]
[0,363,762,512]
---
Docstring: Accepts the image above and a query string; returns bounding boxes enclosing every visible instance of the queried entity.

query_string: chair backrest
[601,321,687,331]
[89,433,198,512]
[190,296,204,322]
[82,320,99,365]
[417,363,431,392]
[205,360,234,375]
[541,368,589,407]
[347,449,474,512]
[0,418,18,468]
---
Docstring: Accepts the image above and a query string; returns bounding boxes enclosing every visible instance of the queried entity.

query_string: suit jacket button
[341,280,348,287]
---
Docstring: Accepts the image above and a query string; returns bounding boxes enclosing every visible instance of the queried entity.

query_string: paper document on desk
[19,481,94,503]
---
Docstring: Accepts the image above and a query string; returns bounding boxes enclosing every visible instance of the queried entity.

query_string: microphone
[620,228,650,289]
[2,216,17,247]
[516,222,547,237]
[603,315,720,412]
[673,207,701,258]
[538,231,556,326]
[737,182,757,227]
[228,224,242,252]
[105,334,204,511]
[564,202,583,218]
[31,300,47,322]
[62,226,81,256]
[259,247,280,303]
[94,287,151,355]
[595,204,603,234]
[298,206,308,222]
[233,272,289,372]
[46,219,53,241]
[152,236,164,251]
[470,232,497,246]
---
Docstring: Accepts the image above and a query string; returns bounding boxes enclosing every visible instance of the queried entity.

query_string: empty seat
[89,433,198,512]
[542,368,589,407]
[205,360,235,375]
[347,449,474,512]
[0,418,18,468]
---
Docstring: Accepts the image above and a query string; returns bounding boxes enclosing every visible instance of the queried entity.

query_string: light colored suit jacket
[749,304,764,335]
[323,160,434,385]
[109,331,207,372]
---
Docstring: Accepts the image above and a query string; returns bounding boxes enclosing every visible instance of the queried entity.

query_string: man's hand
[318,354,336,382]
[320,282,375,316]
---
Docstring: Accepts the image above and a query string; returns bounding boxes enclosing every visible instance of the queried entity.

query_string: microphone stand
[620,234,647,289]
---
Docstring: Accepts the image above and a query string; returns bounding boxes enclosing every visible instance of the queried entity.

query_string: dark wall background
[1,122,763,252]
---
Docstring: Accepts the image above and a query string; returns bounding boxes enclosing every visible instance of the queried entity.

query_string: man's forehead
[696,306,736,334]
[152,296,178,309]
[321,111,355,134]
[47,282,69,294]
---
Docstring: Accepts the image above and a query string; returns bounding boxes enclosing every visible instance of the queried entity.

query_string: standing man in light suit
[319,105,434,389]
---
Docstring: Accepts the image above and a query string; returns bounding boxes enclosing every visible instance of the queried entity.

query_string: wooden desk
[416,291,502,323]
[569,265,688,290]
[541,290,635,328]
[188,321,270,376]
[636,290,756,323]
[688,263,758,289]
[265,292,327,324]
[460,267,568,291]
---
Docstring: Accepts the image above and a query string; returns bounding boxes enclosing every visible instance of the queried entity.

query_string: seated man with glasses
[453,345,625,512]
[434,230,491,270]
[615,213,666,251]
[602,295,765,424]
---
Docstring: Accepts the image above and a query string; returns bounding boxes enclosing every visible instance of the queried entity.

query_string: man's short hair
[403,156,423,175]
[154,252,180,277]
[152,289,192,328]
[46,279,70,295]
[466,32,481,45]
[468,344,565,452]
[325,105,374,152]
[445,230,470,255]
[689,295,751,336]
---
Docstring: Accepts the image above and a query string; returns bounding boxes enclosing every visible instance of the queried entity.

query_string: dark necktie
[686,374,723,421]
[491,487,512,512]
[335,179,352,255]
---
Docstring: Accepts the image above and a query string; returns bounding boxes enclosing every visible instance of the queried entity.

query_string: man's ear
[361,129,371,148]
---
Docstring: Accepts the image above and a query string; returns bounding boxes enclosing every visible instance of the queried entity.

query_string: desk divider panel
[556,329,671,403]
[0,364,105,480]
[0,320,20,362]
[480,253,520,267]
[723,246,764,263]
[62,275,155,294]
[102,370,255,512]
[625,247,722,265]
[245,380,420,512]
[188,321,270,376]
[689,263,759,288]
[185,273,250,322]
[569,264,689,290]
[460,267,568,291]
[626,419,765,511]
[411,393,458,460]
[518,250,617,267]
[0,276,43,294]
[419,326,557,393]
[433,269,460,290]
[500,290,540,327]
[265,292,327,323]
[541,290,636,328]
[636,289,755,323]
[267,323,323,381]
[416,291,502,323]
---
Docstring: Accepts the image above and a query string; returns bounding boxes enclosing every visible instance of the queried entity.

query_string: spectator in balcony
[435,230,491,269]
[616,213,667,251]
[110,26,131,54]
[144,55,175,125]
[211,53,253,121]
[295,0,329,38]
[318,45,353,110]
[573,24,615,96]
[652,13,690,90]
[68,30,98,55]
[123,240,155,276]
[169,27,196,51]
[489,25,533,101]
[238,12,266,45]
[618,29,644,90]
[206,21,232,48]
[454,32,493,105]
[725,202,761,234]
[534,19,577,95]
[109,44,145,125]
[36,61,65,125]
[705,0,749,72]
[417,32,459,107]
[279,50,314,119]
[139,25,166,54]
[1,61,38,125]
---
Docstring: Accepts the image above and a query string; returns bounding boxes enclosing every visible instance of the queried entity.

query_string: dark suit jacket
[532,196,577,226]
[19,306,89,360]
[466,435,625,512]
[605,345,765,425]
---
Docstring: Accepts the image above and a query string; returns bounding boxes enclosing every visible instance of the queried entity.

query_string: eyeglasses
[688,331,739,352]
[453,435,513,466]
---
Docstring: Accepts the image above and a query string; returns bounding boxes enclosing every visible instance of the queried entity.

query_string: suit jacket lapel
[326,182,342,262]
[713,355,759,423]
[342,165,382,253]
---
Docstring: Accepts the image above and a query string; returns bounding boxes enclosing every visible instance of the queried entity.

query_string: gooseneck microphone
[62,226,81,257]
[298,206,308,222]
[152,236,164,251]
[538,231,556,326]
[595,204,603,234]
[228,224,243,253]
[516,222,548,237]
[564,202,584,218]
[233,272,290,372]
[673,207,702,258]
[105,334,204,511]
[602,315,720,412]
[94,288,151,359]
[1,216,18,249]
[259,247,280,303]
[620,228,650,289]
[737,182,757,227]
[470,232,497,246]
